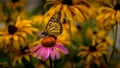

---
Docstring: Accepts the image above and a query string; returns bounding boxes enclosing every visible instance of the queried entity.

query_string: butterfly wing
[42,12,63,36]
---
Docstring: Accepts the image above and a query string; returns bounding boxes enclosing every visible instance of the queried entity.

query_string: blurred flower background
[0,0,120,68]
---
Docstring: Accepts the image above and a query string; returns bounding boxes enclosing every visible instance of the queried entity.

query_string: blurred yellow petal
[16,20,31,28]
[23,23,32,27]
[22,29,34,37]
[116,11,120,19]
[78,51,88,57]
[19,36,25,47]
[70,6,85,21]
[24,55,30,62]
[21,32,27,38]
[60,10,65,23]
[86,54,92,62]
[97,30,105,38]
[24,28,39,32]
[13,57,17,66]
[13,41,20,50]
[13,35,18,41]
[18,56,22,64]
[16,16,21,25]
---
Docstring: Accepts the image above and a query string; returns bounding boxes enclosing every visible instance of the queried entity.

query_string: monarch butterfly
[41,12,63,36]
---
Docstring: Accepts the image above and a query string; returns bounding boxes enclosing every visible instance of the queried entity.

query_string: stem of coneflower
[68,21,74,68]
[108,21,118,68]
[49,57,53,68]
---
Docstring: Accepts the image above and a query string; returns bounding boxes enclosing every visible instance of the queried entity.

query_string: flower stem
[68,21,74,68]
[108,22,118,67]
[49,57,53,68]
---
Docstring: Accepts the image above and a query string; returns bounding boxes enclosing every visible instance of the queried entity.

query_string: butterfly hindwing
[42,12,63,36]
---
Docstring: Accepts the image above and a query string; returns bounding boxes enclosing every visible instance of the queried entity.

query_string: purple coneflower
[30,36,68,61]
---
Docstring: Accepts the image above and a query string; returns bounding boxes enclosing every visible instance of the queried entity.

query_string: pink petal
[29,45,41,50]
[42,47,49,61]
[44,48,50,60]
[30,46,42,55]
[53,47,60,59]
[36,47,44,58]
[30,51,37,55]
[49,48,55,60]
[56,44,68,54]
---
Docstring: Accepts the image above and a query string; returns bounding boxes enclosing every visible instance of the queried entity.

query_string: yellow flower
[86,28,113,46]
[44,0,90,24]
[5,10,27,25]
[13,46,31,65]
[96,0,120,30]
[6,0,27,10]
[83,57,107,68]
[97,35,113,47]
[78,44,108,65]
[86,28,106,39]
[86,28,104,45]
[0,16,39,50]
[0,1,27,25]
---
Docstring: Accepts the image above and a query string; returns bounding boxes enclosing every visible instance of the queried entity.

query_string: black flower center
[93,31,97,35]
[8,25,18,34]
[114,3,120,10]
[76,24,82,30]
[20,47,28,53]
[89,46,97,52]
[62,0,73,5]
[102,38,106,42]
[12,0,19,3]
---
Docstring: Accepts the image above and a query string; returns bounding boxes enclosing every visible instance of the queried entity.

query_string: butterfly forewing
[42,12,63,36]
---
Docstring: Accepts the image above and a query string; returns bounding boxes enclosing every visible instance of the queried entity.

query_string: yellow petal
[0,32,5,35]
[60,9,65,23]
[24,55,30,62]
[13,35,19,41]
[116,11,120,20]
[25,28,39,32]
[97,30,105,38]
[22,29,34,37]
[24,23,32,27]
[77,51,88,57]
[13,57,17,66]
[63,5,73,23]
[104,13,112,19]
[13,41,20,50]
[70,6,85,21]
[19,36,25,47]
[16,20,31,29]
[18,56,22,64]
[5,35,12,40]
[16,16,21,26]
[21,32,27,38]
[86,54,92,62]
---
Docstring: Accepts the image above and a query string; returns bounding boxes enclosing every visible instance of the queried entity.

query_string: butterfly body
[41,12,63,36]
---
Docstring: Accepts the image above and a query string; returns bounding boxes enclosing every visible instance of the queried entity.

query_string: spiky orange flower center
[41,36,56,47]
